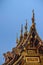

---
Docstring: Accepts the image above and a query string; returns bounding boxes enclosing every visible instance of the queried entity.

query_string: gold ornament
[35,35,37,38]
[30,35,32,38]
[28,41,30,44]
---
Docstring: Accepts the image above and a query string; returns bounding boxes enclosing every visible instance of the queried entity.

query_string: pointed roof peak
[25,19,28,31]
[21,24,23,35]
[32,9,34,15]
[32,9,35,24]
[16,33,19,43]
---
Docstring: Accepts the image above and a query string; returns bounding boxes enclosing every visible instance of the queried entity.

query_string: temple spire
[32,9,35,24]
[21,24,23,36]
[20,24,23,42]
[25,19,28,33]
[31,10,36,30]
[24,19,28,39]
[16,33,19,44]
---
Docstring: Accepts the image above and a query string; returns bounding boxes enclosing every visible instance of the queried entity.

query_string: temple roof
[3,10,43,65]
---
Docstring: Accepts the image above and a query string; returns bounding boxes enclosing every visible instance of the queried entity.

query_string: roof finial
[21,24,23,36]
[25,19,28,33]
[20,24,23,42]
[16,33,19,44]
[32,9,35,24]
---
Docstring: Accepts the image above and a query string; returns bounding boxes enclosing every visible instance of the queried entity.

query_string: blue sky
[0,0,43,65]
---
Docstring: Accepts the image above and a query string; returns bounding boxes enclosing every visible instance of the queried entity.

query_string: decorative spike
[25,19,28,33]
[21,24,23,35]
[20,24,23,42]
[32,9,35,24]
[16,33,18,44]
[24,19,28,39]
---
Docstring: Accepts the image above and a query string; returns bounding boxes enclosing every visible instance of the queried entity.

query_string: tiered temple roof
[3,10,43,65]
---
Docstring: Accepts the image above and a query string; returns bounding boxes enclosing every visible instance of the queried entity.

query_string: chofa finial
[25,19,28,33]
[16,33,19,44]
[21,24,23,35]
[32,9,35,24]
